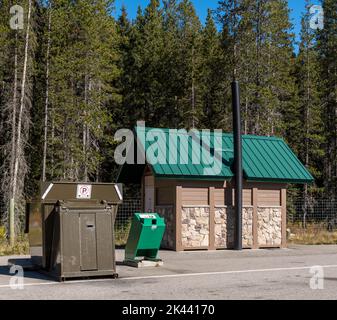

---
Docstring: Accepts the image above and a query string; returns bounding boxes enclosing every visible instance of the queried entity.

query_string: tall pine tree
[317,0,337,197]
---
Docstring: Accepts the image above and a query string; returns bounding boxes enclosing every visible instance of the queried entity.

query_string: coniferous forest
[0,0,336,235]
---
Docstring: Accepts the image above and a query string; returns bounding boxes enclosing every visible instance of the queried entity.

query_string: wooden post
[209,187,215,250]
[281,188,287,248]
[175,186,182,251]
[252,188,258,249]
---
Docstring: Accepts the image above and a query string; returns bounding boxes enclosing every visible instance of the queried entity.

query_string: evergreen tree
[317,0,337,197]
[46,0,120,181]
[296,0,324,190]
[176,0,202,128]
[115,5,132,128]
[161,0,182,127]
[217,0,296,137]
[120,2,165,126]
[199,9,230,130]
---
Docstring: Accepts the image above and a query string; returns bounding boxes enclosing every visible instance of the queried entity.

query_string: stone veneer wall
[214,206,253,248]
[181,207,209,248]
[157,205,282,251]
[155,205,175,250]
[214,207,230,248]
[257,207,282,246]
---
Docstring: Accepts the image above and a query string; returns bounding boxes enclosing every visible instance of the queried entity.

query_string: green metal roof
[240,135,314,183]
[117,126,314,184]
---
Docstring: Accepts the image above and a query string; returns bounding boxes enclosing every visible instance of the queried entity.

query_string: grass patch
[0,225,29,256]
[288,223,337,245]
[0,237,29,256]
[115,219,132,246]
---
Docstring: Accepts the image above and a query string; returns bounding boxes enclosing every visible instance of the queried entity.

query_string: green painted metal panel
[240,135,314,183]
[117,127,314,184]
[125,213,166,261]
[138,127,234,180]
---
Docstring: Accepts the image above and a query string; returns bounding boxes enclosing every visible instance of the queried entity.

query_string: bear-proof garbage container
[124,213,165,266]
[25,182,123,281]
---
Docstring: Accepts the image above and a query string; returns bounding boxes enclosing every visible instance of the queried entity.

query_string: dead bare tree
[0,30,20,240]
[42,5,52,182]
[9,0,33,245]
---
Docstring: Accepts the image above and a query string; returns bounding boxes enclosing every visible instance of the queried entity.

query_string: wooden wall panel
[258,189,281,206]
[182,187,209,206]
[214,188,225,206]
[243,189,252,206]
[155,179,226,189]
[230,188,253,206]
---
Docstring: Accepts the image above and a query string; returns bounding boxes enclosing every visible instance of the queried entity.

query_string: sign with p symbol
[76,184,92,199]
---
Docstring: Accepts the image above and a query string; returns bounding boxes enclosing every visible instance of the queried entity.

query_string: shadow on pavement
[0,265,56,282]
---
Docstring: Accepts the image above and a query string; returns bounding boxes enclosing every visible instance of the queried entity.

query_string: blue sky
[113,0,321,51]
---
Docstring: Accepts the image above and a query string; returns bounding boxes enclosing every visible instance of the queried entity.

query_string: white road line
[120,264,337,281]
[0,264,336,289]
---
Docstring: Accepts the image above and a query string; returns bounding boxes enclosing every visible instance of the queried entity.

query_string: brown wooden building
[117,127,313,251]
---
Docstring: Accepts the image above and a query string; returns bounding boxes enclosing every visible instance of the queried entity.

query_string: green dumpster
[124,213,166,266]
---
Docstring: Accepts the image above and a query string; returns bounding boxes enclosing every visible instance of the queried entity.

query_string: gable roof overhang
[116,126,314,185]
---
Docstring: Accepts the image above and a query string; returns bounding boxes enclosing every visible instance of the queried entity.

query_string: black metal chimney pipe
[232,81,242,251]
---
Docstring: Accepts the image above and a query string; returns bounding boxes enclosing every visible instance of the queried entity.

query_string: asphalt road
[1,245,337,300]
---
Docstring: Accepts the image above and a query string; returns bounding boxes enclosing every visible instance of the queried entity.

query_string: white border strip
[41,183,53,200]
[115,184,123,201]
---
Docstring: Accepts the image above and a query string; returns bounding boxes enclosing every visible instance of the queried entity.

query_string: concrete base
[124,259,164,268]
